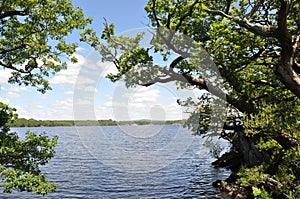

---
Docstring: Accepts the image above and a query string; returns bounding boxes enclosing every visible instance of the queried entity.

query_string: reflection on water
[3,126,230,198]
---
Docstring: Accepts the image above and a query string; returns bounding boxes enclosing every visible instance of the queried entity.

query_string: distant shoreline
[10,118,184,127]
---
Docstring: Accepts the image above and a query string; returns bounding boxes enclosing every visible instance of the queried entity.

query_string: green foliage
[0,102,18,132]
[0,102,58,194]
[0,0,92,195]
[179,94,213,135]
[0,0,92,93]
[237,165,269,187]
[252,187,273,199]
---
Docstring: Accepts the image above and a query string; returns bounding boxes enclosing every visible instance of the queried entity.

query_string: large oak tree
[85,0,300,198]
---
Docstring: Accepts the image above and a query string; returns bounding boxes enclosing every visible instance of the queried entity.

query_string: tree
[0,0,91,195]
[84,0,300,198]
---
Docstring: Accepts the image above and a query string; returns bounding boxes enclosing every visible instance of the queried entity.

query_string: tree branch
[175,0,199,31]
[0,9,30,19]
[204,8,233,19]
[224,0,232,14]
[169,56,184,71]
[274,130,300,149]
[185,74,257,114]
[293,60,300,74]
[142,63,257,114]
[277,0,291,39]
[246,79,279,88]
[293,35,300,53]
[205,7,276,38]
[237,18,276,37]
[0,60,26,73]
[0,44,26,55]
[223,123,244,131]
[272,0,300,98]
[245,0,264,20]
[151,0,161,28]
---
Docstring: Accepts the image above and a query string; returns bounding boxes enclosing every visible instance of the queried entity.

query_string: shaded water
[3,125,230,198]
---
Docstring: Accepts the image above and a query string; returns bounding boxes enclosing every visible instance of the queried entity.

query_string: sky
[0,0,200,121]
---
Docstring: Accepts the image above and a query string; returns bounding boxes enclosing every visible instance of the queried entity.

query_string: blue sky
[0,0,199,121]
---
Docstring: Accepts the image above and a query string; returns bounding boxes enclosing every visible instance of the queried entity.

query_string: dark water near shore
[3,125,230,198]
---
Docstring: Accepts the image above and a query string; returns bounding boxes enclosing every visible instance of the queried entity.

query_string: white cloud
[76,46,86,52]
[98,61,118,77]
[94,83,188,120]
[14,106,29,118]
[74,76,96,85]
[64,90,74,95]
[49,52,109,91]
[50,75,75,84]
[101,85,187,120]
[128,102,145,109]
[50,53,97,85]
[0,69,12,83]
[0,96,10,104]
[7,91,20,98]
[95,106,114,119]
[15,104,75,120]
[123,88,161,104]
[73,97,93,106]
[82,86,98,93]
[52,97,73,110]
[134,96,157,103]
[7,87,30,93]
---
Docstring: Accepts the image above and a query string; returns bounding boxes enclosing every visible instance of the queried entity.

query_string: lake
[3,125,230,198]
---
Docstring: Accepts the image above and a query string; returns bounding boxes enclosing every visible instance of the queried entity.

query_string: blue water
[2,125,230,198]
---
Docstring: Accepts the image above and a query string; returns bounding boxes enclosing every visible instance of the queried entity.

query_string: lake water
[3,125,230,198]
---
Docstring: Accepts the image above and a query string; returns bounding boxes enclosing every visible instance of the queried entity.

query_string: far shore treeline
[10,118,183,127]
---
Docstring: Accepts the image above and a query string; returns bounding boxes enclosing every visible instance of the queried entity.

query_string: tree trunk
[236,131,270,167]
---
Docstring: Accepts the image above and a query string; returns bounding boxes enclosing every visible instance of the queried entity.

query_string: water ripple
[3,126,230,198]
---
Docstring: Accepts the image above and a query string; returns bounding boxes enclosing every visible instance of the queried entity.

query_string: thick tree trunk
[213,130,271,169]
[213,131,271,198]
[274,62,300,99]
[236,131,270,166]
